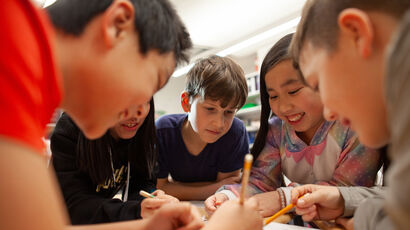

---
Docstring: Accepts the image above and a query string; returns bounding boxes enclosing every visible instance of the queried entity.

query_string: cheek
[269,100,278,114]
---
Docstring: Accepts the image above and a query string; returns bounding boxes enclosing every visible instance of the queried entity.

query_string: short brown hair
[290,0,410,64]
[185,55,248,109]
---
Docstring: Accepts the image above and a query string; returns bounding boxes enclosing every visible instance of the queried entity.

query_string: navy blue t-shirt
[156,114,249,183]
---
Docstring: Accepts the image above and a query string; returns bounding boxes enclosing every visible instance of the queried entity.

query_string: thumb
[296,191,323,208]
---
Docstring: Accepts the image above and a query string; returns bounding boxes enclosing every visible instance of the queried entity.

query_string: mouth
[121,120,139,131]
[206,129,221,135]
[286,112,305,124]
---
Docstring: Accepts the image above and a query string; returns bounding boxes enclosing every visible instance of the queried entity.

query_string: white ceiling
[170,0,306,56]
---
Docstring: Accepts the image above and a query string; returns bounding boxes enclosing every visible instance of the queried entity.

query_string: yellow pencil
[139,190,155,198]
[264,194,306,225]
[239,154,253,205]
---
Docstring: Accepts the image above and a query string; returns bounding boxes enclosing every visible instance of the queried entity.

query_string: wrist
[276,188,286,210]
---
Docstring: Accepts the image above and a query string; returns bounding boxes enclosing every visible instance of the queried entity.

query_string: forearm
[158,181,224,200]
[68,219,146,230]
[338,186,386,217]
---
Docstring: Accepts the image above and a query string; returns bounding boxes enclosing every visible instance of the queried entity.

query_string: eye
[225,110,235,114]
[269,95,278,100]
[206,107,215,111]
[289,88,302,95]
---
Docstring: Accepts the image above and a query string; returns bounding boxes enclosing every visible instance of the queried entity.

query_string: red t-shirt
[0,0,62,153]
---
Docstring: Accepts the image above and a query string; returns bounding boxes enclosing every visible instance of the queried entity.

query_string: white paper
[264,222,318,230]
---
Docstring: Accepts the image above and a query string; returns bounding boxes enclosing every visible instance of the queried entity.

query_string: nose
[323,107,338,121]
[278,99,292,115]
[214,113,225,130]
[135,103,149,118]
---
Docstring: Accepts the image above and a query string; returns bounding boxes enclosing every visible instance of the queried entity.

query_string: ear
[101,0,135,48]
[338,9,374,58]
[181,91,191,112]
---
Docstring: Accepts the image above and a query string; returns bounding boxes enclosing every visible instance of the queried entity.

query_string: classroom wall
[154,53,256,117]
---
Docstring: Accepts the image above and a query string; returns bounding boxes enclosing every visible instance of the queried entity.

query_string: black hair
[46,0,192,65]
[76,99,157,184]
[251,34,293,160]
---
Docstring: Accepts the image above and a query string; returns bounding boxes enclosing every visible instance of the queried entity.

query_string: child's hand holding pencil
[140,189,180,218]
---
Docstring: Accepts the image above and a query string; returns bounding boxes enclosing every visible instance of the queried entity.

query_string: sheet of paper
[264,222,319,230]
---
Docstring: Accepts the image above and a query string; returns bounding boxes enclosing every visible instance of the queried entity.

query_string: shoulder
[327,120,354,143]
[230,117,246,131]
[52,113,81,140]
[267,116,284,134]
[155,113,186,130]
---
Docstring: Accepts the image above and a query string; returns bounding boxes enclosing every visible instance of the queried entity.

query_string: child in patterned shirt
[205,33,382,218]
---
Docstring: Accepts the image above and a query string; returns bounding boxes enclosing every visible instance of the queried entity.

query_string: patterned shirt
[220,116,382,203]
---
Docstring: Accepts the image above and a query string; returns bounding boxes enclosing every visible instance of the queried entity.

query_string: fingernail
[297,199,305,206]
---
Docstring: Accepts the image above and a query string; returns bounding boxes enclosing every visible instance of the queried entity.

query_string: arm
[51,115,142,224]
[157,170,241,200]
[205,126,283,214]
[0,138,69,230]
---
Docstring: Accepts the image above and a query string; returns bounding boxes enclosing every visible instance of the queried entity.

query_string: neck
[181,118,207,155]
[297,118,325,145]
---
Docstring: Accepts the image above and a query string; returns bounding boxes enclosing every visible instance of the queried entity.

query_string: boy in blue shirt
[156,55,249,200]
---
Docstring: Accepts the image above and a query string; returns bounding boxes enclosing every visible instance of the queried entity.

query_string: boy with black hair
[287,0,410,229]
[0,0,262,229]
[156,55,249,200]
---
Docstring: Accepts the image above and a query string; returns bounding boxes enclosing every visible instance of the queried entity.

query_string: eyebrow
[280,78,300,88]
[266,78,301,92]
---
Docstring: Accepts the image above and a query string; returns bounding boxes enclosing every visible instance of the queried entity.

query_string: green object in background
[241,103,257,109]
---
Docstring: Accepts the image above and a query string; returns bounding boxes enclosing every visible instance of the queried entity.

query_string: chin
[358,132,390,149]
[81,122,109,140]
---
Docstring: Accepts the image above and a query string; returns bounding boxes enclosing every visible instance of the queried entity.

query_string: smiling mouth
[286,112,305,123]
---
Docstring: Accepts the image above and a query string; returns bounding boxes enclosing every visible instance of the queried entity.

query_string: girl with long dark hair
[51,99,177,224]
[205,34,382,218]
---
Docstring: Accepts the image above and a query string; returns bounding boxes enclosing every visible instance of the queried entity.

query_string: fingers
[174,202,204,230]
[295,204,317,222]
[204,195,217,213]
[142,197,170,209]
[152,189,165,196]
[336,217,354,230]
[290,184,319,204]
[204,193,228,214]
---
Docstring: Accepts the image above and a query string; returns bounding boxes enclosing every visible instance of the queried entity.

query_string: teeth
[126,123,136,128]
[288,113,303,122]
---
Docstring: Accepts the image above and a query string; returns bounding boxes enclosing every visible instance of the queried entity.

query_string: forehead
[265,60,302,87]
[199,97,237,109]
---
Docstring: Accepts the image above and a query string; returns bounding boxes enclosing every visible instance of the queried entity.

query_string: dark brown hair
[290,0,410,64]
[251,34,294,159]
[185,55,248,109]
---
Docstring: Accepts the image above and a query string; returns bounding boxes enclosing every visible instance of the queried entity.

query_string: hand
[336,217,354,230]
[204,193,229,215]
[248,191,281,217]
[141,190,180,218]
[291,184,344,221]
[143,202,204,230]
[204,199,263,230]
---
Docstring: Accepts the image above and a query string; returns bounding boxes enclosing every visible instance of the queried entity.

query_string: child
[0,0,208,229]
[51,99,179,224]
[156,55,249,200]
[287,0,410,229]
[0,0,262,229]
[205,33,382,218]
